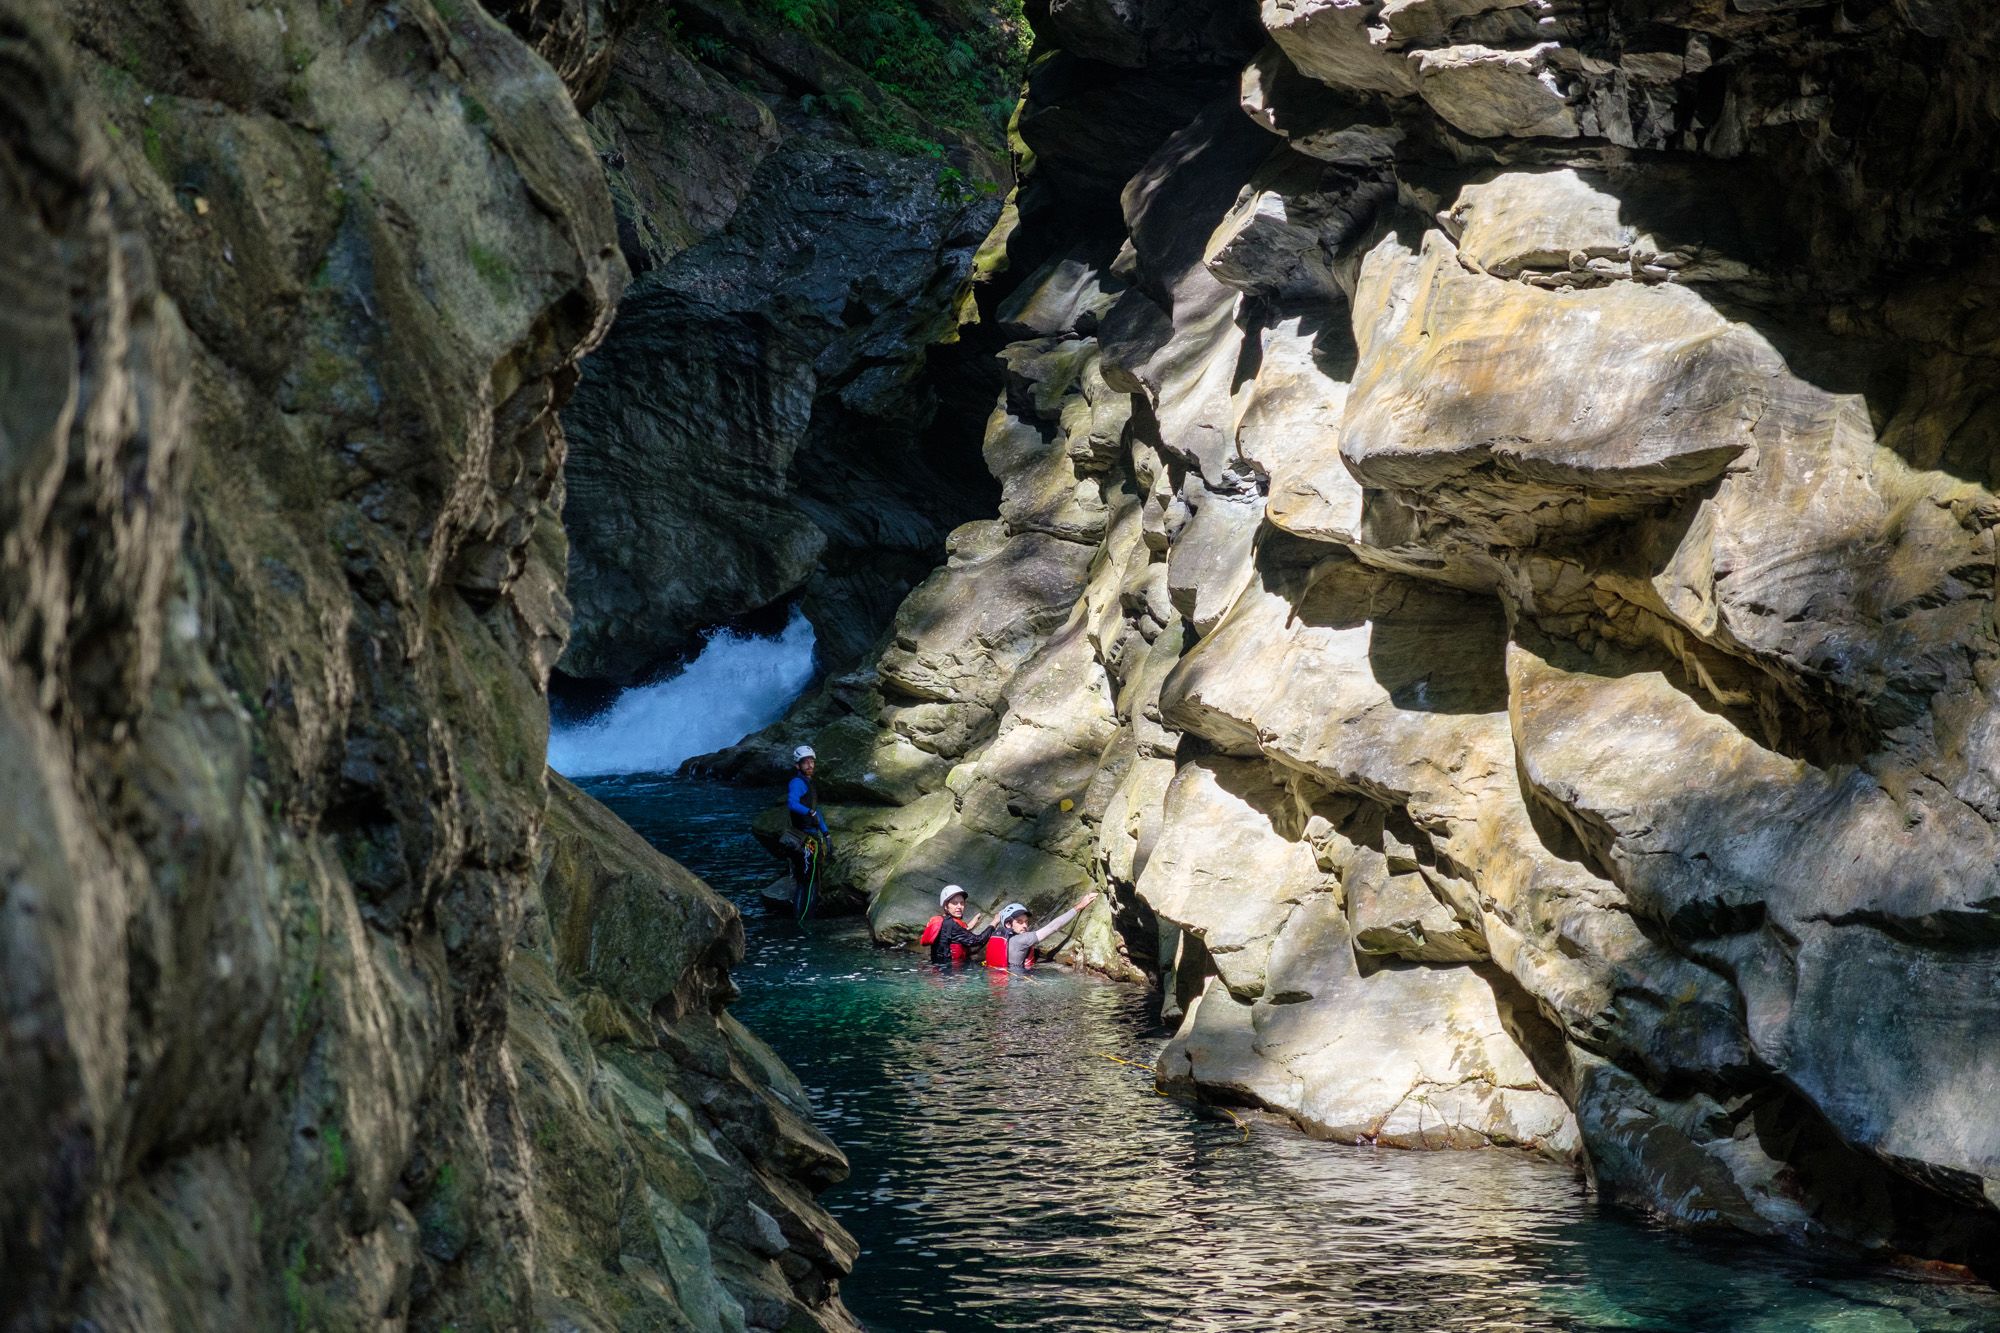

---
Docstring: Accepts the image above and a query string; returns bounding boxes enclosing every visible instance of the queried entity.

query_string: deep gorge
[4,0,1999,1329]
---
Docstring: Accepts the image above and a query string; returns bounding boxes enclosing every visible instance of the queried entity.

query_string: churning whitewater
[549,611,817,777]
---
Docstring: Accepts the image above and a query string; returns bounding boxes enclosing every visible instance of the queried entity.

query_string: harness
[793,831,822,921]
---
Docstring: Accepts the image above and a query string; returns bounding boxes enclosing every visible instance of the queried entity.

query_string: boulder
[1137,757,1326,996]
[1161,956,1578,1153]
[1410,43,1580,140]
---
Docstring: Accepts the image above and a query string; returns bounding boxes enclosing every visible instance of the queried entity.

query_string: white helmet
[939,884,968,907]
[792,745,816,763]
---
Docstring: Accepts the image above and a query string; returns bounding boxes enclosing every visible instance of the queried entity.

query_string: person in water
[984,893,1098,970]
[783,744,829,918]
[924,884,992,966]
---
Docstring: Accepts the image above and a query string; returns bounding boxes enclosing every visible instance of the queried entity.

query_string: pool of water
[581,773,2000,1333]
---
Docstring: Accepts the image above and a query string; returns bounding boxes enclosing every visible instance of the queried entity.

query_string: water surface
[584,773,2000,1333]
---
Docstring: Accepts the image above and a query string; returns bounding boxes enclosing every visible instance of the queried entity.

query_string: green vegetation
[141,121,167,174]
[322,1124,348,1186]
[687,0,1031,155]
[282,1239,316,1327]
[467,242,515,296]
[290,964,323,1045]
[935,162,1001,204]
[138,98,174,178]
[835,0,1031,136]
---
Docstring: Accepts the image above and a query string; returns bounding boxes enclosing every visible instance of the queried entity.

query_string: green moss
[321,1124,348,1186]
[136,98,180,180]
[292,344,350,408]
[467,242,514,296]
[459,92,491,128]
[281,1240,315,1328]
[141,121,168,176]
[114,34,147,80]
[434,0,463,20]
[289,964,324,1046]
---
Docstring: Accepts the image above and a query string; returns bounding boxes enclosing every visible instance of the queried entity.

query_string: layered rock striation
[556,0,1022,685]
[758,0,2000,1270]
[1,1,854,1327]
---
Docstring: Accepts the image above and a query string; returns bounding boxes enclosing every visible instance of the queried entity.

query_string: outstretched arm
[1027,892,1098,945]
[1026,905,1081,946]
[941,917,993,949]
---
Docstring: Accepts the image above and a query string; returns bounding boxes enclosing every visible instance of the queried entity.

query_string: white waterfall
[548,611,817,777]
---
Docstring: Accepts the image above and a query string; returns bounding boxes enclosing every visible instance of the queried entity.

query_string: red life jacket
[919,915,968,964]
[984,934,1032,970]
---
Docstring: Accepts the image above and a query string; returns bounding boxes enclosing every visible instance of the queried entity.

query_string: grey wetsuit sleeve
[1008,905,1081,966]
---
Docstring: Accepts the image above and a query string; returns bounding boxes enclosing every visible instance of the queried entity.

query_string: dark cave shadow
[1594,162,1995,490]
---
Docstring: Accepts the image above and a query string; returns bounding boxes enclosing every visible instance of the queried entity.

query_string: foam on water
[548,611,816,777]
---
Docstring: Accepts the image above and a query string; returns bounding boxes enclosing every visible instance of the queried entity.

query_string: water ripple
[586,775,2000,1333]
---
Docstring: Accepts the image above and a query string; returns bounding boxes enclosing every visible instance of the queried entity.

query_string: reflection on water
[584,774,2000,1333]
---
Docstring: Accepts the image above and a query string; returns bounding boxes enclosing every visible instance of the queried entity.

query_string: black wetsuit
[929,915,994,966]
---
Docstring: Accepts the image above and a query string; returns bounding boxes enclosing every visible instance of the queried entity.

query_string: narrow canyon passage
[569,769,2000,1332]
[11,0,2000,1327]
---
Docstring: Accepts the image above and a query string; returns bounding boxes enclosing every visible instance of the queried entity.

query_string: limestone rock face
[0,1,854,1327]
[750,0,2000,1273]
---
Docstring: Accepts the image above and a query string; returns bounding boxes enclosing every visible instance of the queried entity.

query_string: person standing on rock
[783,745,830,919]
[984,893,1098,970]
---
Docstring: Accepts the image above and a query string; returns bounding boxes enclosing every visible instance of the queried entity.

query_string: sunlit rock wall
[762,0,2000,1268]
[0,1,855,1327]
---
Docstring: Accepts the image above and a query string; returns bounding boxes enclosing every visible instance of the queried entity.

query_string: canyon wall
[762,0,2000,1269]
[0,1,853,1327]
[556,0,1023,685]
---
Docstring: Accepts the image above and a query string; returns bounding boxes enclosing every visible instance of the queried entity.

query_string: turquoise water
[582,774,2000,1333]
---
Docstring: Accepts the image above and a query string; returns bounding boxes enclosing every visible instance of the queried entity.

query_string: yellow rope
[1096,1053,1250,1143]
[1096,1053,1153,1072]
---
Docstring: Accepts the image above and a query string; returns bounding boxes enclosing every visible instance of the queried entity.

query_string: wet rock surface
[556,2,1015,685]
[517,777,860,1330]
[745,0,2000,1275]
[0,1,854,1327]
